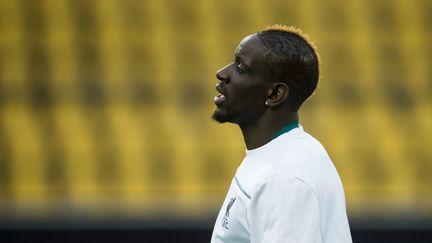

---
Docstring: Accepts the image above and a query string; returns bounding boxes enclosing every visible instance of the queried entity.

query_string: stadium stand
[0,0,431,241]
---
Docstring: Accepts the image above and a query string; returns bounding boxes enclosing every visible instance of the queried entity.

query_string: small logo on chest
[222,197,236,230]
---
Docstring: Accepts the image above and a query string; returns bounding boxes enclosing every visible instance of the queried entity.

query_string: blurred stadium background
[0,0,431,242]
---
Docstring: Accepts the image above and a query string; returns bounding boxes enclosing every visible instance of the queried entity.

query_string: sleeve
[247,176,322,243]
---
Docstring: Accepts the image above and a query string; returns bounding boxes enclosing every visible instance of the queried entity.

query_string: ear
[265,82,289,107]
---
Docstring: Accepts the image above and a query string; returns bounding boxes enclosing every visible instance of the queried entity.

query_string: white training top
[210,125,352,243]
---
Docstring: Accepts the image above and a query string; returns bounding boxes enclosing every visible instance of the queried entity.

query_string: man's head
[212,25,319,125]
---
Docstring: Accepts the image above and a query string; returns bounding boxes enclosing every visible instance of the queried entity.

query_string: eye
[236,63,245,74]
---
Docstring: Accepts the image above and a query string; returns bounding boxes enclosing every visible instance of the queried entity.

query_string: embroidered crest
[222,197,236,229]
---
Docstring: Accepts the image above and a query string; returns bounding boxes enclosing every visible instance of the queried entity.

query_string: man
[210,25,352,243]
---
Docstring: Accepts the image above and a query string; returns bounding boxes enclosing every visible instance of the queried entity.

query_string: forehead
[235,34,267,65]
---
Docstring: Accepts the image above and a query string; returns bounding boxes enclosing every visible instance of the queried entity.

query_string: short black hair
[257,25,320,112]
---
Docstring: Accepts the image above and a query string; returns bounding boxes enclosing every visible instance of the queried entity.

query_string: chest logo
[222,197,236,230]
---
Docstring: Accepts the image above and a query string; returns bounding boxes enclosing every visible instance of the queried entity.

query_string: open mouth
[214,84,226,105]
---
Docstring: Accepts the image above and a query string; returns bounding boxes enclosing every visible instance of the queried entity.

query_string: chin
[212,107,237,124]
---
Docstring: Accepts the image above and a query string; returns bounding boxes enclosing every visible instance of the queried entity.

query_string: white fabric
[210,126,352,243]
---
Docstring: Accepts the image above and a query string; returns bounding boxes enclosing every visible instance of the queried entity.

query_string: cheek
[235,85,265,108]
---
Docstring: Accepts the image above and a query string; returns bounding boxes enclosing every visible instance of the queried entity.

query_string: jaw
[212,104,266,126]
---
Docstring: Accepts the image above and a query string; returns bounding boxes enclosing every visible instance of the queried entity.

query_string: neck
[239,112,298,150]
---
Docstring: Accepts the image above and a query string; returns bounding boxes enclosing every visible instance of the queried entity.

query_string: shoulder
[234,127,336,201]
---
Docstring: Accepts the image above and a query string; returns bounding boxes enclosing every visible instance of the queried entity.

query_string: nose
[216,65,230,83]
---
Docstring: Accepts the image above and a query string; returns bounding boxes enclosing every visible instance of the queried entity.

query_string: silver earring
[265,101,269,106]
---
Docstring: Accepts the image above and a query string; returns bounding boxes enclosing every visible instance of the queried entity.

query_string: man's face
[212,34,270,125]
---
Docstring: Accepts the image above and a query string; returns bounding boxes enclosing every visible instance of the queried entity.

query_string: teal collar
[272,121,299,140]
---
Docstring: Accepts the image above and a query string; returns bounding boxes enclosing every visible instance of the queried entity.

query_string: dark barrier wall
[1,228,432,243]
